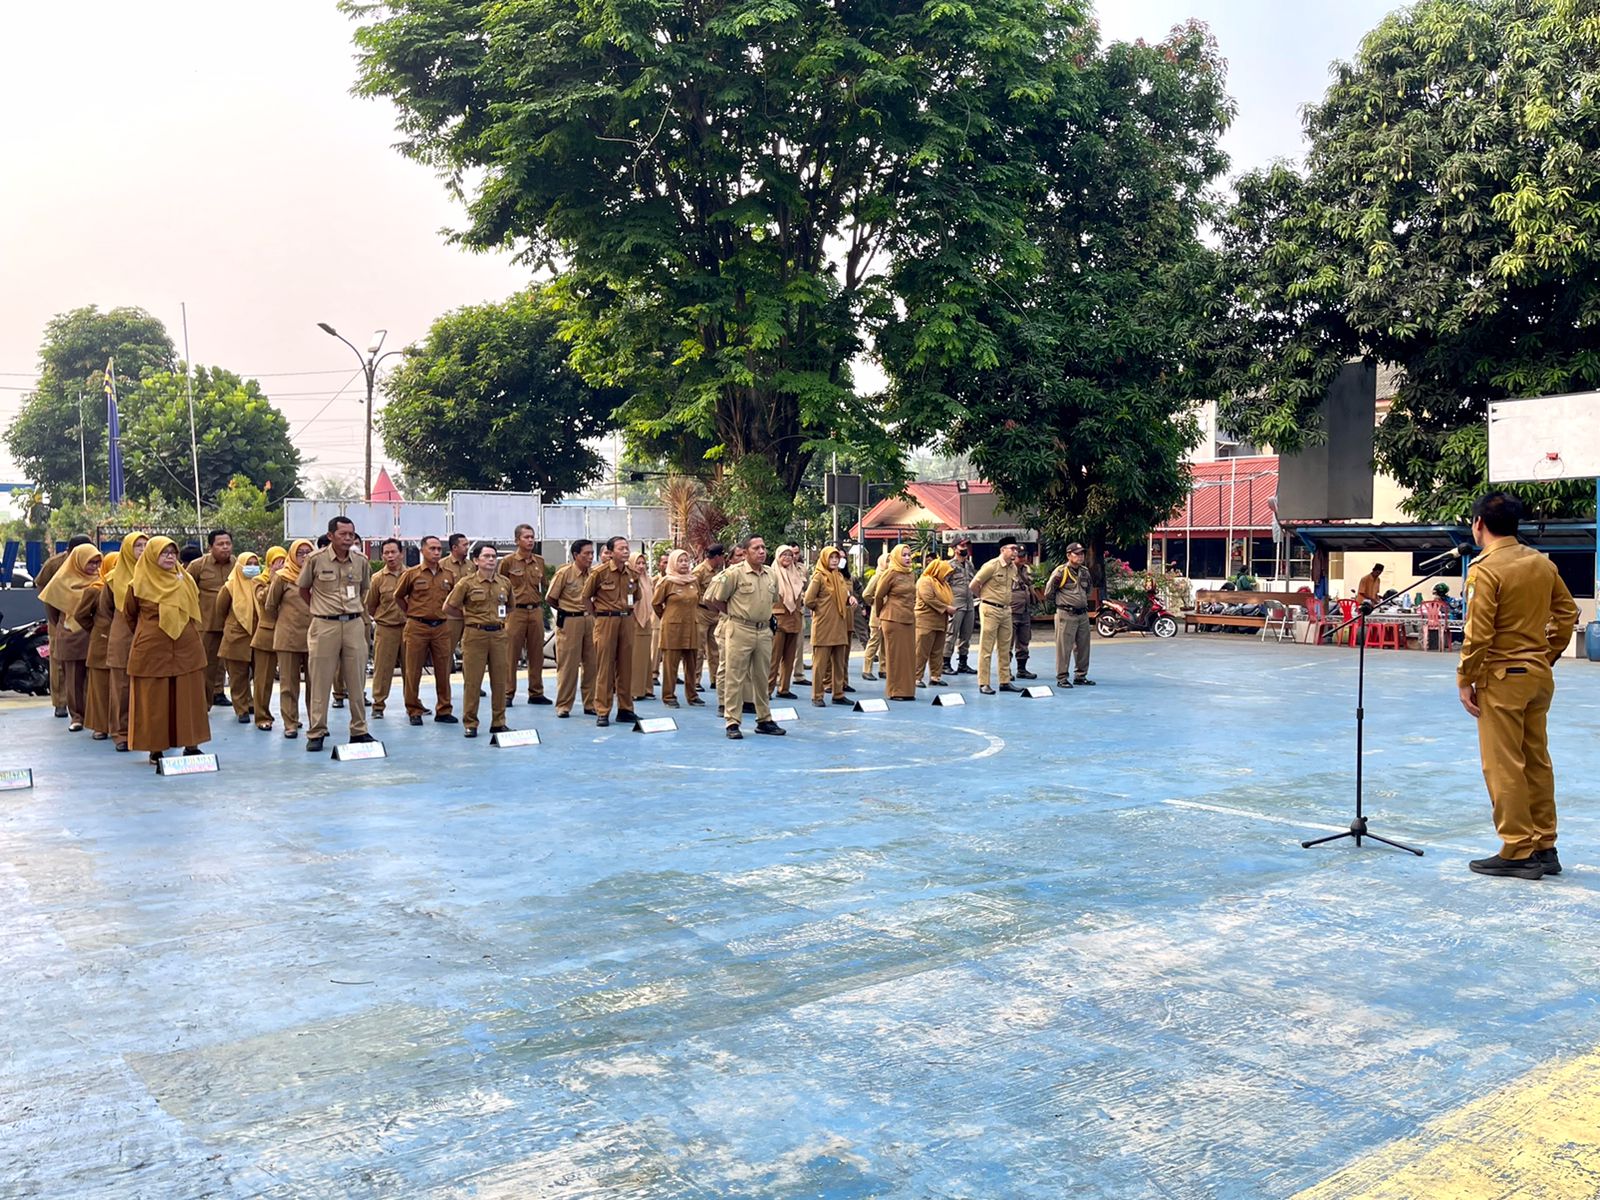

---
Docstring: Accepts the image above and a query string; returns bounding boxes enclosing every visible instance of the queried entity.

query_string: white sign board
[1488,392,1600,483]
[448,490,541,542]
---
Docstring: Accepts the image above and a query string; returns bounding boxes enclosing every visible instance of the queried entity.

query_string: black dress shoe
[115,741,129,752]
[465,728,478,738]
[583,707,597,716]
[930,679,948,686]
[504,697,516,707]
[1057,680,1074,689]
[557,711,570,719]
[1468,854,1545,879]
[1016,668,1037,680]
[616,710,639,724]
[793,676,810,685]
[489,725,510,734]
[979,685,996,695]
[596,715,610,727]
[349,733,376,744]
[999,683,1021,693]
[237,713,251,723]
[409,715,424,726]
[812,699,826,708]
[306,736,325,752]
[529,696,552,706]
[844,684,857,693]
[741,702,757,715]
[182,746,201,755]
[725,725,743,739]
[754,720,786,736]
[687,696,707,707]
[54,706,68,718]
[1536,848,1563,875]
[434,713,459,724]
[832,697,853,705]
[212,692,228,707]
[776,691,798,700]
[663,698,680,708]
[92,731,109,740]
[890,696,915,702]
[861,672,877,681]
[958,664,976,675]
[333,698,345,709]
[1074,679,1096,686]
[372,710,384,719]
[284,729,299,739]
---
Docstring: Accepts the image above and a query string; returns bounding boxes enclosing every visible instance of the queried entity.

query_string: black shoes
[958,662,976,674]
[529,696,552,706]
[616,710,639,724]
[350,733,376,744]
[212,692,228,707]
[372,710,384,720]
[862,672,878,681]
[237,713,251,724]
[409,715,424,726]
[663,698,680,708]
[687,696,707,707]
[776,691,798,700]
[597,715,610,727]
[1057,680,1073,689]
[333,698,345,709]
[489,725,510,734]
[465,728,478,738]
[435,713,460,724]
[557,711,570,719]
[929,679,948,687]
[306,736,325,752]
[504,697,515,707]
[1075,679,1096,687]
[1016,668,1037,680]
[1537,848,1563,875]
[583,707,597,716]
[812,699,826,708]
[999,683,1021,693]
[1468,854,1546,879]
[284,729,299,739]
[979,685,996,695]
[754,720,786,736]
[844,684,857,693]
[726,725,743,740]
[54,706,68,718]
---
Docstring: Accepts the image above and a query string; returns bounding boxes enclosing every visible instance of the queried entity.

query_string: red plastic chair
[1421,599,1451,652]
[1335,599,1358,646]
[1370,619,1404,650]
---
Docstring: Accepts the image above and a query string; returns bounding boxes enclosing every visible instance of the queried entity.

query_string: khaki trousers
[881,620,916,698]
[47,619,63,708]
[662,647,699,704]
[698,608,720,686]
[811,643,849,700]
[86,665,112,735]
[505,606,546,701]
[110,665,130,743]
[916,628,947,683]
[591,614,636,717]
[369,623,404,715]
[307,617,368,740]
[1476,667,1557,859]
[555,612,596,715]
[251,648,276,725]
[723,621,773,730]
[649,623,662,684]
[277,650,307,734]
[715,616,755,717]
[768,627,800,694]
[221,655,253,718]
[202,629,225,697]
[977,603,1013,687]
[460,627,509,732]
[402,620,454,718]
[62,659,87,725]
[1054,612,1092,684]
[864,613,883,673]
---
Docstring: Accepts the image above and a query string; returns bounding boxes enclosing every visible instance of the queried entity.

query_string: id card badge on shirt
[497,602,507,620]
[346,584,357,600]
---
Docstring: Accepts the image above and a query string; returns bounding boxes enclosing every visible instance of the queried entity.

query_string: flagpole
[180,303,204,537]
[78,390,87,505]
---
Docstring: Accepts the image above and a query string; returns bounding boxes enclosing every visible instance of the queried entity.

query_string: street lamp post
[316,322,403,501]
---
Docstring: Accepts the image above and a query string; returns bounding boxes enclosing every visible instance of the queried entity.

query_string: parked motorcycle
[0,610,51,695]
[1096,589,1178,639]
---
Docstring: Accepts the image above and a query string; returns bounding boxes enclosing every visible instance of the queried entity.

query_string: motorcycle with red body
[1096,587,1178,639]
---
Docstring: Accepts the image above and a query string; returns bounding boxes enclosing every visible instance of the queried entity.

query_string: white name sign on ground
[332,742,387,762]
[633,717,677,734]
[853,698,890,713]
[491,729,541,748]
[769,706,799,722]
[0,768,35,790]
[932,693,966,707]
[156,754,219,777]
[1021,686,1055,698]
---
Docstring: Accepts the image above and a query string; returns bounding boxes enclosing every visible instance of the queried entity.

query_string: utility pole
[317,323,402,501]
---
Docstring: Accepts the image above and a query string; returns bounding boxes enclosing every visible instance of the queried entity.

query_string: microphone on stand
[1417,545,1470,571]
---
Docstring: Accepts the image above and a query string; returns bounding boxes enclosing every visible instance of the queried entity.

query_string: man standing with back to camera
[1456,492,1578,879]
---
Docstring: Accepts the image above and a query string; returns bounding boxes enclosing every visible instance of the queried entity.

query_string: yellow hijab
[884,546,913,574]
[921,556,954,606]
[40,544,103,633]
[630,551,654,629]
[131,535,203,641]
[810,548,849,618]
[280,538,315,585]
[225,552,262,636]
[98,551,119,585]
[774,544,804,612]
[107,531,149,609]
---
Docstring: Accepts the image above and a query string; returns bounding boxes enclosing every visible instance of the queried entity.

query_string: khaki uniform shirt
[187,554,234,632]
[442,554,473,588]
[1047,562,1092,611]
[874,568,916,626]
[394,562,452,622]
[581,558,638,613]
[1457,541,1579,687]
[447,571,514,628]
[692,560,720,607]
[366,565,406,627]
[265,573,310,653]
[708,561,780,626]
[1357,573,1382,604]
[301,546,371,618]
[653,578,702,650]
[499,551,547,611]
[971,557,1017,612]
[548,562,590,614]
[250,576,278,652]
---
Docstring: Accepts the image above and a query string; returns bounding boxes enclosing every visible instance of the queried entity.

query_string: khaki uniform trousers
[661,648,700,704]
[251,649,276,726]
[306,617,369,740]
[110,665,130,743]
[402,620,454,718]
[916,628,947,683]
[1054,612,1092,684]
[811,644,849,701]
[61,659,88,725]
[698,608,720,686]
[277,651,307,734]
[768,628,800,694]
[47,619,64,708]
[370,623,404,716]
[864,612,883,674]
[505,606,547,701]
[460,627,509,732]
[715,616,755,718]
[221,654,253,719]
[977,602,1014,687]
[881,620,916,699]
[591,614,636,717]
[1476,666,1557,859]
[724,620,773,731]
[555,612,596,715]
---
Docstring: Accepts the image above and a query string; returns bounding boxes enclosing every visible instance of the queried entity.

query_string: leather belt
[981,600,1006,608]
[407,616,445,627]
[468,623,504,632]
[515,602,540,610]
[1060,606,1087,615]
[595,609,628,617]
[729,615,770,631]
[314,613,362,621]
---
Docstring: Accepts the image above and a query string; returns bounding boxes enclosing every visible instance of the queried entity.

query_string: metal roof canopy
[1288,520,1599,555]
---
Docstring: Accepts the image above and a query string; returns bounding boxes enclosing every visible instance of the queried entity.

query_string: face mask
[242,565,262,578]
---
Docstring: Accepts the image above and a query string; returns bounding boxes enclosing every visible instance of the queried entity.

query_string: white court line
[658,727,1007,775]
[1161,798,1478,853]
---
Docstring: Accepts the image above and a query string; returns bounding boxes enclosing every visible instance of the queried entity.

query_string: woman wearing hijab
[626,550,657,702]
[803,547,856,707]
[39,543,103,731]
[916,557,954,687]
[214,551,262,724]
[125,536,209,763]
[768,545,805,699]
[265,539,314,739]
[860,549,889,680]
[105,532,148,752]
[873,544,918,700]
[249,546,286,730]
[73,550,118,740]
[652,549,703,708]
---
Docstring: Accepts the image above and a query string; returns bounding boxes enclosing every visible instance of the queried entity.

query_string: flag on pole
[105,357,125,505]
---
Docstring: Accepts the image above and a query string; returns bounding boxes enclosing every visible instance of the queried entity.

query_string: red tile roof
[850,481,995,538]
[1155,457,1278,535]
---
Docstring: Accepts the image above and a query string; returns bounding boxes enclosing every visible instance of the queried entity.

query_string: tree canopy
[1211,0,1600,520]
[377,289,623,500]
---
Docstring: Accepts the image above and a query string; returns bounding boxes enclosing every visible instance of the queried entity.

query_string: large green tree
[883,23,1232,566]
[344,0,1084,532]
[377,289,623,499]
[4,306,175,501]
[1211,0,1600,520]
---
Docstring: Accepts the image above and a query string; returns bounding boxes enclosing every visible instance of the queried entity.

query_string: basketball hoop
[1532,451,1565,481]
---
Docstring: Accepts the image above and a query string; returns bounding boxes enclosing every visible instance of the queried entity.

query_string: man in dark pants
[1044,543,1095,688]
[1010,547,1040,680]
[943,538,977,675]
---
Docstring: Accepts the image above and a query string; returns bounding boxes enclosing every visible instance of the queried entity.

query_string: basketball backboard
[1487,392,1600,483]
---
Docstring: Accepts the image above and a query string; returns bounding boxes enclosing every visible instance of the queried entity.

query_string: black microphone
[1418,545,1469,571]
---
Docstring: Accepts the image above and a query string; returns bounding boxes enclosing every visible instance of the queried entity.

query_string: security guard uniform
[1046,551,1094,686]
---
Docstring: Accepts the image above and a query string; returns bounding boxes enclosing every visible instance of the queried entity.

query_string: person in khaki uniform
[943,538,978,675]
[1045,543,1095,688]
[499,523,552,706]
[653,549,704,708]
[214,552,263,723]
[549,539,598,718]
[705,535,787,740]
[444,541,515,738]
[39,543,101,730]
[1456,492,1579,880]
[105,533,149,750]
[804,547,857,706]
[249,546,286,730]
[767,545,805,699]
[442,532,473,659]
[628,551,656,701]
[125,537,210,764]
[186,529,235,705]
[872,545,918,700]
[861,550,888,680]
[712,545,749,715]
[394,536,458,725]
[298,518,375,753]
[365,538,407,720]
[34,537,88,717]
[73,550,118,739]
[692,545,727,689]
[915,557,953,686]
[266,539,314,738]
[971,536,1021,694]
[1010,547,1041,679]
[581,535,642,727]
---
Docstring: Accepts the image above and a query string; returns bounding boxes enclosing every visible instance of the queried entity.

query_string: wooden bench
[1184,590,1307,634]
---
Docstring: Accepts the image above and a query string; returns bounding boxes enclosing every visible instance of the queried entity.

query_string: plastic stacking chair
[1303,596,1334,644]
[1335,599,1359,647]
[1261,601,1294,643]
[1421,599,1451,652]
[1370,619,1404,650]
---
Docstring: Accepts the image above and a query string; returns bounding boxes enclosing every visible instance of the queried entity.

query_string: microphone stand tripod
[1300,556,1464,856]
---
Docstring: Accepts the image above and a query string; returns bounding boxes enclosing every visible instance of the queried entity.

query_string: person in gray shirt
[943,538,978,675]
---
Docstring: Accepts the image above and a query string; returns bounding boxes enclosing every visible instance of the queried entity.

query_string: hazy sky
[0,0,1397,487]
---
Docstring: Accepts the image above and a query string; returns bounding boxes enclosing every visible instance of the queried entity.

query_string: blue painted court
[3,636,1599,1197]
